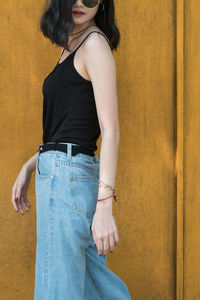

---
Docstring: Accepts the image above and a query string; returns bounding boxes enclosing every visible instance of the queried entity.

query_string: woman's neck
[68,21,97,43]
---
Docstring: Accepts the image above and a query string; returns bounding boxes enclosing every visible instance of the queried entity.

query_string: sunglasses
[72,0,99,8]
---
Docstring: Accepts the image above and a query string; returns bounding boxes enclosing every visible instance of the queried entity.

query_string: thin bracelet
[96,193,114,202]
[96,193,117,202]
[98,180,115,193]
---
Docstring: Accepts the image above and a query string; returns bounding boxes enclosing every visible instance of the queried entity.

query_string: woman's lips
[72,11,85,16]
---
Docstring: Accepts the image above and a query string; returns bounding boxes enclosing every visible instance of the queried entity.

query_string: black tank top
[42,30,112,153]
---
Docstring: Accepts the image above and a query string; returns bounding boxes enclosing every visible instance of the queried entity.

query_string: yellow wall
[115,0,176,298]
[1,0,199,299]
[184,0,200,299]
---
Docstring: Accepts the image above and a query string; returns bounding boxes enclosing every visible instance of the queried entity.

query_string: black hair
[40,0,120,52]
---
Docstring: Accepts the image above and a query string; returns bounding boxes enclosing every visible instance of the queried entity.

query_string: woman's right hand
[11,165,32,215]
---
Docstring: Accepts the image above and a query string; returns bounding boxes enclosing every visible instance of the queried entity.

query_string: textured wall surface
[1,0,199,299]
[114,1,176,299]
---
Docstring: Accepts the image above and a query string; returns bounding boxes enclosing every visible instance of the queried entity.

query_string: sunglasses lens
[82,0,98,8]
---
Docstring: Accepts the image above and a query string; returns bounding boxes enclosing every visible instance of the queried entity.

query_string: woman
[12,0,132,299]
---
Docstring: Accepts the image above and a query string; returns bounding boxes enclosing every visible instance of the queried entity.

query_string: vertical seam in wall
[176,0,184,299]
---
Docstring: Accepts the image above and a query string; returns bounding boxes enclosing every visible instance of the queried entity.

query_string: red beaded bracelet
[96,193,117,202]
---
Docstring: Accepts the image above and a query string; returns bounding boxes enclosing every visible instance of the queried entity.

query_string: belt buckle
[37,144,43,152]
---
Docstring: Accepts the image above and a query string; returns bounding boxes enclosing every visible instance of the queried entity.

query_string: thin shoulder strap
[61,47,65,56]
[73,30,112,53]
[59,31,111,61]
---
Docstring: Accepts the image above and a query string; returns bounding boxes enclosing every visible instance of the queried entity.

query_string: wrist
[96,194,113,209]
[96,201,113,211]
[96,180,116,210]
[22,162,33,174]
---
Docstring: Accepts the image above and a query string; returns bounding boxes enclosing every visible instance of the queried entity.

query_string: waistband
[37,142,95,157]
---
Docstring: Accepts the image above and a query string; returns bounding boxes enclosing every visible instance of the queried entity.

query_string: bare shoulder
[82,28,116,84]
[83,28,112,56]
[81,30,118,136]
[74,27,114,82]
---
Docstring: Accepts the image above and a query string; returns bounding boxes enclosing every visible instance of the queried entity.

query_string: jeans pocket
[36,153,54,179]
[69,171,98,218]
[73,153,95,165]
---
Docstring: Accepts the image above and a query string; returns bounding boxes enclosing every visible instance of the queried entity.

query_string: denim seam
[74,206,94,218]
[47,197,55,299]
[56,160,97,175]
[36,152,55,179]
[45,170,55,300]
[44,200,51,300]
[70,180,96,218]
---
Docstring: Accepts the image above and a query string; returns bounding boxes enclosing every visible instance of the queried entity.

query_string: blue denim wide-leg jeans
[34,142,131,300]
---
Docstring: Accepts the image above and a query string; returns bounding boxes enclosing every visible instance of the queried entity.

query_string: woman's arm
[83,32,120,256]
[96,130,120,209]
[11,152,38,214]
[23,152,38,174]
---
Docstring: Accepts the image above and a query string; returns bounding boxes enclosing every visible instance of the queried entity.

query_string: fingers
[12,186,19,212]
[21,194,30,212]
[93,231,119,256]
[17,196,24,215]
[96,237,104,256]
[92,229,97,247]
[113,229,119,246]
[15,183,24,214]
[12,185,31,215]
[95,235,109,256]
[108,234,115,252]
[17,195,31,215]
[103,236,109,256]
[12,185,23,213]
[91,216,119,256]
